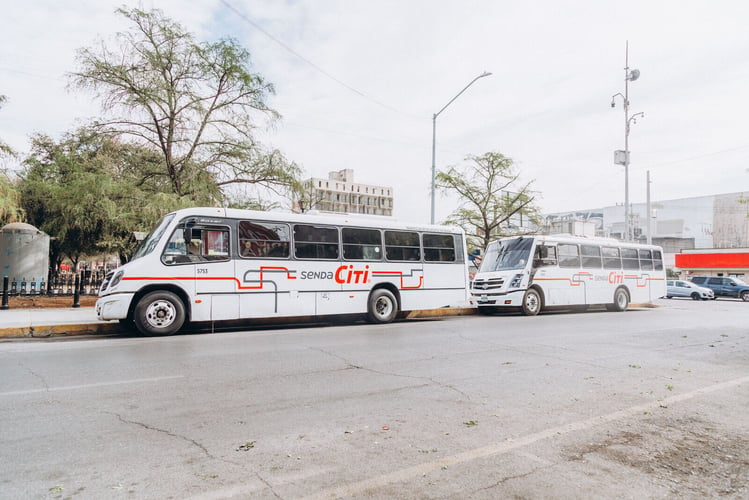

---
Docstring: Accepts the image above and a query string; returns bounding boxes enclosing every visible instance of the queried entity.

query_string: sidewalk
[0,307,121,339]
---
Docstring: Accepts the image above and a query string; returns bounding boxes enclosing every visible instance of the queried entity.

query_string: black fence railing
[1,270,106,297]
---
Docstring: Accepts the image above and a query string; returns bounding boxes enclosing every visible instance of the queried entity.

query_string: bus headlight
[110,270,124,288]
[509,274,523,288]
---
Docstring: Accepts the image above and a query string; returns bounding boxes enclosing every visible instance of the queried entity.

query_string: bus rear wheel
[521,289,541,316]
[367,289,398,324]
[607,288,629,312]
[133,290,186,336]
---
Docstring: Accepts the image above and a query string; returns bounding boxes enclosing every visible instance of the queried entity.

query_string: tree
[436,152,541,251]
[69,7,300,203]
[20,129,194,267]
[0,94,23,224]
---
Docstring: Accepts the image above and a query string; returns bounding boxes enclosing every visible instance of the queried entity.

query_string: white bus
[470,234,666,315]
[96,207,469,335]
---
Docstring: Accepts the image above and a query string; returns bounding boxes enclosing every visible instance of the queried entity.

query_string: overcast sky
[2,0,748,223]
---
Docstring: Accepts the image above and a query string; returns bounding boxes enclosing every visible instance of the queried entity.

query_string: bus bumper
[96,293,134,321]
[471,289,525,307]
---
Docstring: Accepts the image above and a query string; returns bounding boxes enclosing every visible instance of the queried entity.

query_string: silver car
[666,280,715,300]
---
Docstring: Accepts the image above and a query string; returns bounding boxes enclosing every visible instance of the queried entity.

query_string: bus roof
[489,233,662,249]
[167,207,464,234]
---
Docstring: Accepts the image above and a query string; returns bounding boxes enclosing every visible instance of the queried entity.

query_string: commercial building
[544,191,749,278]
[299,169,393,216]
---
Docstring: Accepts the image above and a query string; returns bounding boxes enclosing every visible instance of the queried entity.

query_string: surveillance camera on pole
[610,41,644,242]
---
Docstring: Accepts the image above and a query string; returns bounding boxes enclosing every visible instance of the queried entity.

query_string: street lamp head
[480,71,492,78]
[627,69,640,81]
[610,99,616,108]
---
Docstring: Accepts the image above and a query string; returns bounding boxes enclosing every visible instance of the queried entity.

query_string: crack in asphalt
[255,472,283,499]
[107,412,241,467]
[310,347,472,401]
[18,360,51,392]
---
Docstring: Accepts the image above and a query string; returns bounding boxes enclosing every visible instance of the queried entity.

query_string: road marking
[0,375,184,397]
[303,374,749,499]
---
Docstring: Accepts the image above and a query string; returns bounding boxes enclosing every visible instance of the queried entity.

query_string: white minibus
[470,234,666,315]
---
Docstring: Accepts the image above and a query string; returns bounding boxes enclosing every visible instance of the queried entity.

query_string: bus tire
[133,290,186,336]
[608,287,629,312]
[367,288,398,324]
[521,288,542,316]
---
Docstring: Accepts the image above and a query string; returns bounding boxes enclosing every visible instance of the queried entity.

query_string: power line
[634,144,749,171]
[218,0,421,119]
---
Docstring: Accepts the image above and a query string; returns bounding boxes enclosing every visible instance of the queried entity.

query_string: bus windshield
[479,237,533,272]
[131,213,176,261]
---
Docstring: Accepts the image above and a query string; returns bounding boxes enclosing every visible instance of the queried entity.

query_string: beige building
[300,169,393,216]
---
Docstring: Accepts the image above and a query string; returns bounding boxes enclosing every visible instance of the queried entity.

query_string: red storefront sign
[675,252,749,269]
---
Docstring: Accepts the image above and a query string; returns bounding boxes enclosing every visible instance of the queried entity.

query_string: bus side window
[621,248,639,270]
[558,244,580,268]
[602,246,621,269]
[581,245,602,269]
[533,245,557,268]
[162,226,229,264]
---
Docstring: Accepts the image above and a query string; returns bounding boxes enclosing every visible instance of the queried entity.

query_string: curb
[406,307,476,318]
[0,322,123,339]
[0,304,659,339]
[0,308,478,339]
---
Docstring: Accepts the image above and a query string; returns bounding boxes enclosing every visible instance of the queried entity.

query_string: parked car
[689,276,749,301]
[666,280,715,300]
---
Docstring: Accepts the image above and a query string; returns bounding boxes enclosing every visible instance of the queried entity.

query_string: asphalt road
[1,298,748,499]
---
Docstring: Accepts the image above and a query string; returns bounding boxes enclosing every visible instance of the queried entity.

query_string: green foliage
[436,152,541,251]
[0,94,23,224]
[0,170,22,224]
[20,129,196,266]
[69,7,300,201]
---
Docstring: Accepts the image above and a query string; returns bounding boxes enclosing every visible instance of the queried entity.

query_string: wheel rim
[617,291,627,308]
[375,296,393,318]
[145,299,176,329]
[526,292,539,313]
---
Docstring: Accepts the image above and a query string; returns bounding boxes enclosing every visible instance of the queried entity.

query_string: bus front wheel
[521,289,542,316]
[133,290,186,336]
[367,289,398,324]
[608,288,629,312]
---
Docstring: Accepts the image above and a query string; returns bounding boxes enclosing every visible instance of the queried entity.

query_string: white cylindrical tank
[0,222,50,293]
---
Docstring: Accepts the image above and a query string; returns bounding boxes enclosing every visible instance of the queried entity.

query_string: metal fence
[1,270,106,297]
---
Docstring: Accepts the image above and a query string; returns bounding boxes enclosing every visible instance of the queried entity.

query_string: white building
[544,191,749,252]
[300,169,394,216]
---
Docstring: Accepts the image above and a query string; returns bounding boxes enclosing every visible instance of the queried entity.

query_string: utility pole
[612,41,643,241]
[646,170,652,245]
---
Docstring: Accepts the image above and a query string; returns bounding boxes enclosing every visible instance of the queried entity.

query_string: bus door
[187,224,239,321]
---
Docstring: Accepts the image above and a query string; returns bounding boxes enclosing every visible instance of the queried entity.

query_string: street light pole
[611,41,642,241]
[430,71,492,224]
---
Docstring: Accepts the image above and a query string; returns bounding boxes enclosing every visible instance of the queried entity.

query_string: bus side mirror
[184,227,193,245]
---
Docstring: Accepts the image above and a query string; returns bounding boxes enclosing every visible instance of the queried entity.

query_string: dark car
[689,276,749,301]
